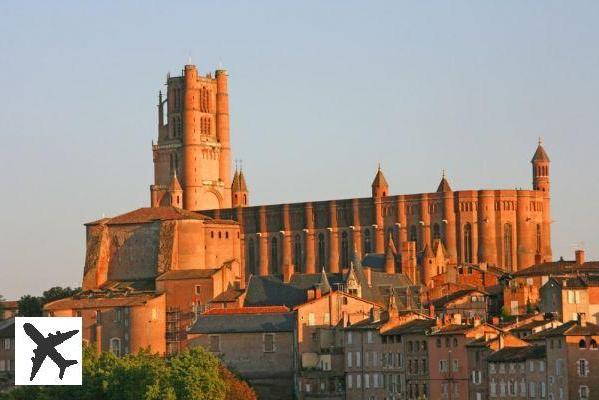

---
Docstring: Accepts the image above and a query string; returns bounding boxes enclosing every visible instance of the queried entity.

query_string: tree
[17,295,42,317]
[42,287,80,304]
[219,364,257,400]
[168,347,226,400]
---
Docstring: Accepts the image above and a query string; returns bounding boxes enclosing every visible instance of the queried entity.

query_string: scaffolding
[166,307,181,356]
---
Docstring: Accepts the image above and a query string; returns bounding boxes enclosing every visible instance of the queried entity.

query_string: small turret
[231,167,249,207]
[167,171,183,208]
[371,164,389,198]
[531,137,550,193]
[436,170,452,192]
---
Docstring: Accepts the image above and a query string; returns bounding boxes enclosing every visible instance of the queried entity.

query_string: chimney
[283,263,295,283]
[578,312,587,327]
[576,249,585,266]
[364,267,372,287]
[453,313,462,325]
[307,288,315,301]
[473,315,481,327]
[370,306,381,322]
[429,304,436,318]
[314,286,322,299]
[492,316,500,326]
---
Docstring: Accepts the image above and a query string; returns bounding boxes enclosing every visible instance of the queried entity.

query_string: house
[188,306,295,400]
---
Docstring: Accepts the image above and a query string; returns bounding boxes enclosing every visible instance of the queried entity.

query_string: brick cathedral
[149,63,552,282]
[47,63,553,366]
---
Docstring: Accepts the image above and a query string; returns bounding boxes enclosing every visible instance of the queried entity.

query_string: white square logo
[15,317,82,385]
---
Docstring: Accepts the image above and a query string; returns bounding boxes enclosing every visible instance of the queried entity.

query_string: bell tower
[150,64,232,211]
[531,137,550,193]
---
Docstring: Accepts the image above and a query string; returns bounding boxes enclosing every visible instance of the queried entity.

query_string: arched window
[294,234,302,272]
[409,225,417,246]
[364,229,372,254]
[536,224,542,254]
[453,338,458,347]
[318,233,326,269]
[464,223,473,263]
[271,237,279,273]
[341,231,349,268]
[110,338,121,357]
[248,239,256,275]
[504,223,513,270]
[590,339,597,350]
[432,223,441,241]
[579,339,586,349]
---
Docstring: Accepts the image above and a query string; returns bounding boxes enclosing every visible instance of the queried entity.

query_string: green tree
[17,295,43,317]
[42,287,80,304]
[168,347,226,400]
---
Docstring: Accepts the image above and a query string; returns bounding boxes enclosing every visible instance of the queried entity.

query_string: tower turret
[371,165,389,198]
[231,167,249,207]
[532,137,550,193]
[436,170,452,192]
[167,171,183,208]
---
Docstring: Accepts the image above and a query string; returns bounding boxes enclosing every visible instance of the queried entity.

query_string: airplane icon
[23,322,79,381]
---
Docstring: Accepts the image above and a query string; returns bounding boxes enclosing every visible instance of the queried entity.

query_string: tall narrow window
[294,234,302,272]
[504,223,513,270]
[433,223,441,241]
[464,223,473,263]
[248,239,256,275]
[318,233,326,269]
[536,224,542,254]
[410,225,417,242]
[271,237,279,273]
[341,231,349,268]
[364,229,371,254]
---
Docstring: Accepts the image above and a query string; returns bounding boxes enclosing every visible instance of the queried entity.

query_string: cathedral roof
[232,169,248,192]
[531,143,550,163]
[86,206,210,226]
[371,166,389,189]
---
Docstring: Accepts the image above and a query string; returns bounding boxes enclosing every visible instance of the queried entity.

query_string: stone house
[0,318,14,390]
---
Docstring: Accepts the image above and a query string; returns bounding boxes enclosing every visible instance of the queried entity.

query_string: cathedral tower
[231,168,249,207]
[151,64,232,211]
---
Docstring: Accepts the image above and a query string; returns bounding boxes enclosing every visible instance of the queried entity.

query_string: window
[356,352,361,367]
[95,309,102,324]
[439,359,448,372]
[347,332,353,345]
[453,338,458,347]
[347,352,353,368]
[209,335,221,352]
[452,359,459,372]
[271,237,279,273]
[433,223,441,241]
[263,333,275,352]
[248,239,256,275]
[591,339,598,349]
[529,381,536,397]
[577,359,589,376]
[364,373,370,389]
[364,229,372,254]
[579,385,589,400]
[195,285,201,295]
[367,331,373,343]
[356,374,362,388]
[463,223,473,263]
[318,233,326,268]
[341,231,349,268]
[579,339,587,349]
[540,382,546,397]
[539,360,545,372]
[115,308,122,322]
[347,374,353,389]
[536,224,542,254]
[308,313,315,326]
[110,338,121,357]
[3,338,10,350]
[294,234,302,271]
[409,225,417,245]
[0,360,5,372]
[503,223,513,269]
[490,379,497,397]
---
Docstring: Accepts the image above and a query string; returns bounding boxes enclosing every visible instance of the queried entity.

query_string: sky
[0,1,598,299]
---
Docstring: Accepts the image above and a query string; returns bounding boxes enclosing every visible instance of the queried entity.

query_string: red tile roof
[204,306,289,315]
[86,206,210,226]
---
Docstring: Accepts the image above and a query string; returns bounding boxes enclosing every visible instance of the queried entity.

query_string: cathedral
[47,63,553,358]
[149,63,552,282]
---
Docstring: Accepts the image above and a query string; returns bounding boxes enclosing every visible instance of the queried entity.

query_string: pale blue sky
[1,1,598,299]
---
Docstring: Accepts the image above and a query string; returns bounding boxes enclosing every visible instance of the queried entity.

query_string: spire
[371,164,389,197]
[320,267,332,294]
[436,169,452,192]
[531,137,550,162]
[169,170,182,192]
